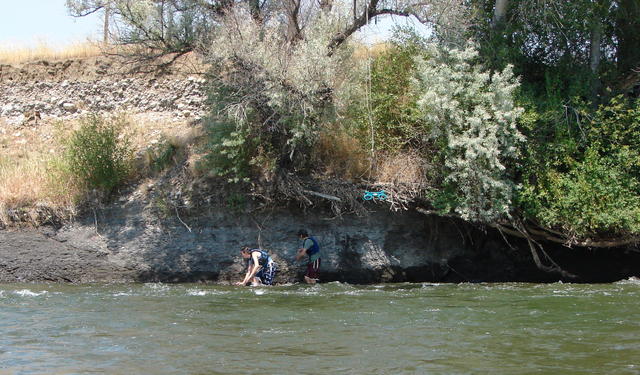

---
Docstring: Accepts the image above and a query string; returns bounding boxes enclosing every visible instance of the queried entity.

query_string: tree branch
[303,190,342,202]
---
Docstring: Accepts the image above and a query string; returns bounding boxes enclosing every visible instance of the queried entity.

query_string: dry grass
[313,125,371,180]
[352,42,393,60]
[0,156,77,208]
[0,122,80,226]
[0,41,104,64]
[312,124,428,185]
[134,116,204,176]
[374,151,427,185]
[128,115,201,151]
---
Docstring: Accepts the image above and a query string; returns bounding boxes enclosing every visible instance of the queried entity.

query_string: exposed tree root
[493,221,640,249]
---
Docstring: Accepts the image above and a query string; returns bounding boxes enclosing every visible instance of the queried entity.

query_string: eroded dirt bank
[2,202,639,284]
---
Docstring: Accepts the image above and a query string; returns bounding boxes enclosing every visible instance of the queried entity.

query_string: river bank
[2,56,639,285]
[2,199,639,284]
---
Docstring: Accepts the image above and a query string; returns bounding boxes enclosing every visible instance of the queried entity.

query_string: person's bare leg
[304,276,317,284]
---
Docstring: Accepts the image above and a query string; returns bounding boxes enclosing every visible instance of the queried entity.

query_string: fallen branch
[496,222,639,249]
[414,207,587,279]
[416,207,458,218]
[302,189,342,202]
[92,207,105,239]
[510,221,578,279]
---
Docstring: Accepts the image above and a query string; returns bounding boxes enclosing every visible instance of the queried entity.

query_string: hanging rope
[365,5,376,177]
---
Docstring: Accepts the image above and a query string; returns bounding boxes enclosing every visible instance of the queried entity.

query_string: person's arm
[242,252,262,285]
[295,238,313,261]
[236,252,261,285]
[235,267,252,286]
[295,248,307,261]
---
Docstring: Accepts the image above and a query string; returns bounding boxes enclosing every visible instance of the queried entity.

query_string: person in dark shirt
[235,246,277,286]
[295,229,321,284]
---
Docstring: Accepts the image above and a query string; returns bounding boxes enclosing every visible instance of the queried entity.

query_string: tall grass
[0,152,79,226]
[0,114,133,226]
[313,125,370,180]
[0,41,103,64]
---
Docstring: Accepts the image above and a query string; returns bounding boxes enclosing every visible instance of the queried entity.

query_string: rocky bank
[0,56,207,125]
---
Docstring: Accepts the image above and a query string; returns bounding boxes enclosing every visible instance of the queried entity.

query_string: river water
[1,281,639,375]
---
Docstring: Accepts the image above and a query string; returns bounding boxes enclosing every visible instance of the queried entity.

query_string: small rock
[62,102,77,112]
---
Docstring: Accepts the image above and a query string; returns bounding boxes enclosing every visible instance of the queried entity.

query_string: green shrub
[518,97,640,237]
[520,148,640,236]
[198,79,282,183]
[62,114,132,193]
[201,117,254,182]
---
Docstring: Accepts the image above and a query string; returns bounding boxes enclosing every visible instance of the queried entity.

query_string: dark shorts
[305,258,321,280]
[255,263,277,285]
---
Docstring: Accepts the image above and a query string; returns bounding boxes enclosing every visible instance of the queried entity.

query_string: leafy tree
[519,97,640,238]
[197,1,469,178]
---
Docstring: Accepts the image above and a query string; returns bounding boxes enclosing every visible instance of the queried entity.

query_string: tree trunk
[492,0,509,28]
[319,0,333,12]
[589,27,602,74]
[285,0,302,43]
[249,0,263,23]
[159,1,165,40]
[589,21,602,99]
[103,2,110,44]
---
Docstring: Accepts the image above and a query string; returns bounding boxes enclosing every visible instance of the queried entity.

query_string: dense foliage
[467,0,640,239]
[518,97,640,238]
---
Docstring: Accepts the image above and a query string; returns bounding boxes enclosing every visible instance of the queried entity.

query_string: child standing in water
[235,246,277,286]
[295,229,321,284]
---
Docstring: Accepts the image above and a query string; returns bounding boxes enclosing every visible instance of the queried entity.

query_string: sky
[358,14,430,44]
[0,0,427,48]
[0,0,101,48]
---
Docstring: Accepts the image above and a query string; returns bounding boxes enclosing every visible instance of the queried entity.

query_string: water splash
[616,276,640,285]
[13,289,48,297]
[186,288,229,296]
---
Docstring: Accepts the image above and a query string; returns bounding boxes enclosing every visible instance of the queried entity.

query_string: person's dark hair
[240,246,251,253]
[297,229,308,237]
